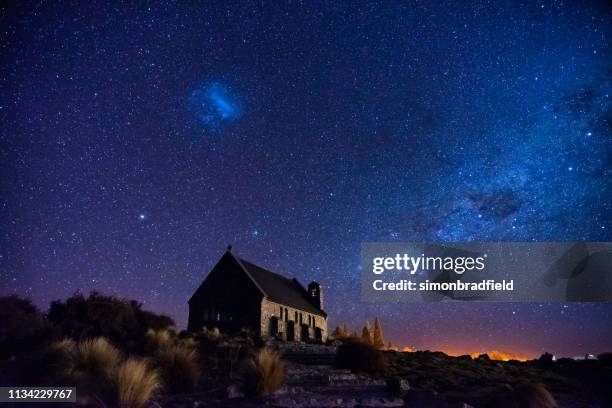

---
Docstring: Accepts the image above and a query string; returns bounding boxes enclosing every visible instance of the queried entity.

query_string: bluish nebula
[188,82,241,131]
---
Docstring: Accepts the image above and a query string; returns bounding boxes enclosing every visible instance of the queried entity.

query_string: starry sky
[1,1,611,358]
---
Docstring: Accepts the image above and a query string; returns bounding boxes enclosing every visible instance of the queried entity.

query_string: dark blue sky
[1,1,611,357]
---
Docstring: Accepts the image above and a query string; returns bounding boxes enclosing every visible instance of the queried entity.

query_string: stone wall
[260,297,327,342]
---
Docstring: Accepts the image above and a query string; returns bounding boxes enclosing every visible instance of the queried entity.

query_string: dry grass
[154,345,200,392]
[180,336,198,349]
[48,337,120,389]
[74,338,121,380]
[114,358,161,408]
[198,326,221,341]
[50,338,78,353]
[46,338,160,407]
[146,328,175,351]
[44,338,79,385]
[146,329,201,392]
[241,347,286,397]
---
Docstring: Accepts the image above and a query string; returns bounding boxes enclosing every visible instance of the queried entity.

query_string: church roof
[232,253,327,317]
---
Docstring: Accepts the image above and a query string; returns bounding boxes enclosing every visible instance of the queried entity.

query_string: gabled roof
[231,252,327,317]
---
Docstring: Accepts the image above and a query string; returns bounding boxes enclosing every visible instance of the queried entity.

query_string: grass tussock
[115,358,161,408]
[74,338,121,380]
[241,347,286,397]
[336,337,386,373]
[145,328,175,351]
[197,326,221,341]
[48,337,120,389]
[146,329,201,392]
[47,337,159,408]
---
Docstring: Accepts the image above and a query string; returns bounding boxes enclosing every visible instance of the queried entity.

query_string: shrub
[336,337,386,373]
[538,352,555,363]
[0,295,55,359]
[372,317,385,349]
[330,325,349,340]
[114,358,161,408]
[598,352,612,366]
[241,347,286,397]
[146,329,201,392]
[2,337,73,386]
[48,292,174,353]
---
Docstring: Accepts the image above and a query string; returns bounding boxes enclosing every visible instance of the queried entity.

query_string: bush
[598,352,612,366]
[146,329,201,392]
[240,347,286,397]
[0,295,55,359]
[48,292,174,352]
[336,337,386,373]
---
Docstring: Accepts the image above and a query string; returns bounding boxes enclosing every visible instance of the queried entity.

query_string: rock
[385,377,411,395]
[456,355,472,360]
[403,389,448,408]
[477,353,490,361]
[226,384,243,399]
[260,336,275,347]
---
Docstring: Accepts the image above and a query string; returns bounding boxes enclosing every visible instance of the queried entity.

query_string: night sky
[1,1,611,358]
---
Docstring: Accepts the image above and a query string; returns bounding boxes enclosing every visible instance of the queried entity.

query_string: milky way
[1,1,611,357]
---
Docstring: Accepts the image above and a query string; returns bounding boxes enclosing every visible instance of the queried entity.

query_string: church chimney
[308,281,323,310]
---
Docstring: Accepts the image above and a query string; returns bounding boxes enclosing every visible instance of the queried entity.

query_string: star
[1,0,610,360]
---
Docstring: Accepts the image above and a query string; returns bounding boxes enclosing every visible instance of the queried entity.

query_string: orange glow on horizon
[468,350,530,362]
[400,348,531,361]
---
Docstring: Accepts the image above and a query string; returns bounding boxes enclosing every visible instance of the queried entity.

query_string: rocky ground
[158,343,612,407]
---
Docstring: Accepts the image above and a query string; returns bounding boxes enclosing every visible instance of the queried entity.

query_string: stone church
[188,247,328,342]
